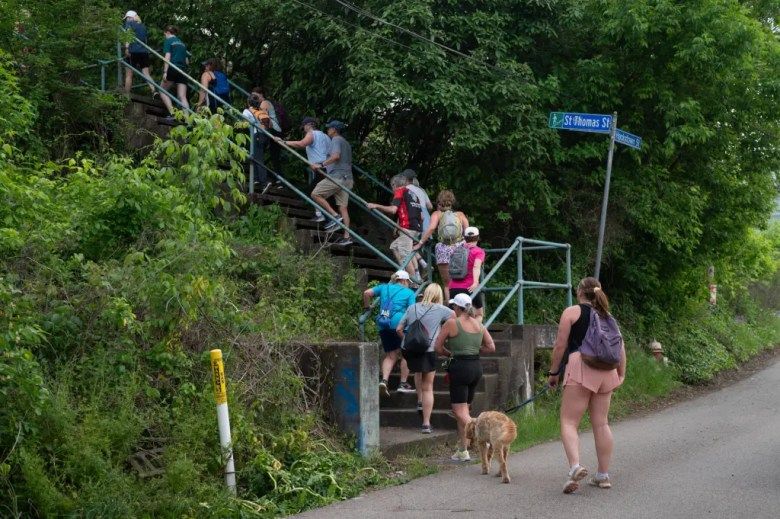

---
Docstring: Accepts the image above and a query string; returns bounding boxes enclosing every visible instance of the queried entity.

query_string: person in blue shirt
[122,11,153,94]
[362,270,417,396]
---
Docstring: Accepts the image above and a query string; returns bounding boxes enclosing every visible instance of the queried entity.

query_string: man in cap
[282,116,331,220]
[311,120,354,246]
[367,172,423,279]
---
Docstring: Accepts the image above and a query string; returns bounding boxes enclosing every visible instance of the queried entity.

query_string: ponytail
[577,276,610,316]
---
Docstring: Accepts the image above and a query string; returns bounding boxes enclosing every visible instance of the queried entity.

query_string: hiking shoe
[588,476,612,489]
[450,449,471,462]
[323,216,343,231]
[312,212,325,223]
[416,402,423,415]
[563,465,588,494]
[397,382,415,393]
[335,236,353,247]
[421,425,432,434]
[379,379,390,398]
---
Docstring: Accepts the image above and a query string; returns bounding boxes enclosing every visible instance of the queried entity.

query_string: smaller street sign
[549,112,612,134]
[615,129,642,150]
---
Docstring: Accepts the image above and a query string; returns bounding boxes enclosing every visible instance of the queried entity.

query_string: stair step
[129,93,166,109]
[145,105,169,117]
[381,390,480,410]
[362,267,398,281]
[380,395,492,429]
[256,193,308,209]
[388,372,498,392]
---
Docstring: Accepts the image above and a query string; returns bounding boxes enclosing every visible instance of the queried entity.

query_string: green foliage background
[1,0,779,516]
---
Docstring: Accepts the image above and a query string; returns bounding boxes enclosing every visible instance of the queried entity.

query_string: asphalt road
[295,357,780,519]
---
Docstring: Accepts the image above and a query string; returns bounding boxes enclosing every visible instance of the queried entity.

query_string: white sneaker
[450,449,471,462]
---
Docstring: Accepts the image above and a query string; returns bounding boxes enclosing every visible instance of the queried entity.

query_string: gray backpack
[448,244,469,280]
[437,210,462,245]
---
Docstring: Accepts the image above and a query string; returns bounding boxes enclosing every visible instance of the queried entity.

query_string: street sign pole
[594,111,618,280]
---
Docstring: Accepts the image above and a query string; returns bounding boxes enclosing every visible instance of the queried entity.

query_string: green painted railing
[474,237,572,328]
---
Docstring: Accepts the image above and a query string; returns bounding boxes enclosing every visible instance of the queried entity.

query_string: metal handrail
[122,50,427,287]
[468,237,572,328]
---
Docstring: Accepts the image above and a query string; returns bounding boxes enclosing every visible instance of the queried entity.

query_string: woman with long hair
[434,293,495,461]
[413,190,469,301]
[397,283,454,434]
[548,277,626,493]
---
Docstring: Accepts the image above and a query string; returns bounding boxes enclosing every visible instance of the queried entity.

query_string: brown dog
[465,411,518,483]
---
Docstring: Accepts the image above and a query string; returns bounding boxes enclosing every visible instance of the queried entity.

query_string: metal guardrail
[472,237,572,328]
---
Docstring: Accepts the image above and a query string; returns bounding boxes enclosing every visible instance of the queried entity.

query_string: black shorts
[404,351,436,374]
[379,329,402,353]
[449,287,484,309]
[447,357,482,404]
[165,66,188,85]
[125,52,150,70]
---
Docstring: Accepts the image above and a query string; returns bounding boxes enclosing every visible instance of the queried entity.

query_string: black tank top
[567,304,591,355]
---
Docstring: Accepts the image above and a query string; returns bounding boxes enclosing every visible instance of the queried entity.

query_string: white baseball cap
[464,226,479,237]
[449,293,472,308]
[125,10,138,19]
[393,270,410,280]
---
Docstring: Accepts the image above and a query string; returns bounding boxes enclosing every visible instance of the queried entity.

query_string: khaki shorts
[390,231,419,267]
[312,176,353,207]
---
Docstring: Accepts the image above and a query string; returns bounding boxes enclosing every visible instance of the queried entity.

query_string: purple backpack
[579,308,623,370]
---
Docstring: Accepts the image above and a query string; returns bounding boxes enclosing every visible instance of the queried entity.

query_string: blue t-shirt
[124,21,148,54]
[372,283,416,329]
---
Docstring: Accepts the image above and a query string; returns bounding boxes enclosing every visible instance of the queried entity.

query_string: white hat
[464,226,479,237]
[449,293,472,308]
[125,10,138,19]
[393,270,410,280]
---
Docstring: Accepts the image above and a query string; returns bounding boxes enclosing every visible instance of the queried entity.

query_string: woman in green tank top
[434,293,495,461]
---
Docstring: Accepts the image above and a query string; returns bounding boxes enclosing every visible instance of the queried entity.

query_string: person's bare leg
[159,80,175,114]
[124,66,133,93]
[141,67,154,94]
[399,357,410,385]
[176,83,189,111]
[589,391,615,474]
[452,403,472,450]
[421,371,435,427]
[560,383,591,468]
[338,204,350,239]
[312,194,337,219]
[438,263,451,301]
[381,349,400,381]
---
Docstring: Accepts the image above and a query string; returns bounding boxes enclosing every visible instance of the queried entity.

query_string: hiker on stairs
[280,116,330,221]
[197,58,230,113]
[311,120,354,246]
[242,94,272,191]
[122,11,153,95]
[158,25,189,122]
[364,271,417,398]
[251,87,284,178]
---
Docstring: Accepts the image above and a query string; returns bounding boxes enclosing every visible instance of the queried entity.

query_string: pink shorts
[563,352,622,394]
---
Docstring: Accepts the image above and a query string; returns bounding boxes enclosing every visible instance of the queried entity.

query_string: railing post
[248,132,255,194]
[517,239,524,325]
[116,41,122,90]
[566,244,573,307]
[100,63,106,92]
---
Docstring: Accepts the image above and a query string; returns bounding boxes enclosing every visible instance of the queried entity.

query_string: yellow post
[210,349,236,493]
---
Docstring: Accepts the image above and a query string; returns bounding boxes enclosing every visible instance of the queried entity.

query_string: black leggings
[448,357,482,404]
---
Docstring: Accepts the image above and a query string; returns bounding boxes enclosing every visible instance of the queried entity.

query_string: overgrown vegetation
[1,0,779,516]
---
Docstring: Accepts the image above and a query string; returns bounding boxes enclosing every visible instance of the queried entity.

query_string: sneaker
[588,476,612,489]
[323,216,343,231]
[418,258,429,271]
[161,115,176,124]
[563,465,588,494]
[421,425,432,434]
[397,381,415,393]
[450,449,471,462]
[416,402,423,415]
[379,379,390,398]
[335,236,353,246]
[312,211,325,223]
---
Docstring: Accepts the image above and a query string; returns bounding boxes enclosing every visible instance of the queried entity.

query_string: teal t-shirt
[163,35,187,66]
[373,283,415,329]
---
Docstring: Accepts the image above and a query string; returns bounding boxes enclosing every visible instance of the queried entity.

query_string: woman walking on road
[434,293,495,461]
[547,277,626,493]
[397,283,454,434]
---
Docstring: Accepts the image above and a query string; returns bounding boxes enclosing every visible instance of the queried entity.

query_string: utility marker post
[594,112,618,280]
[210,349,237,494]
